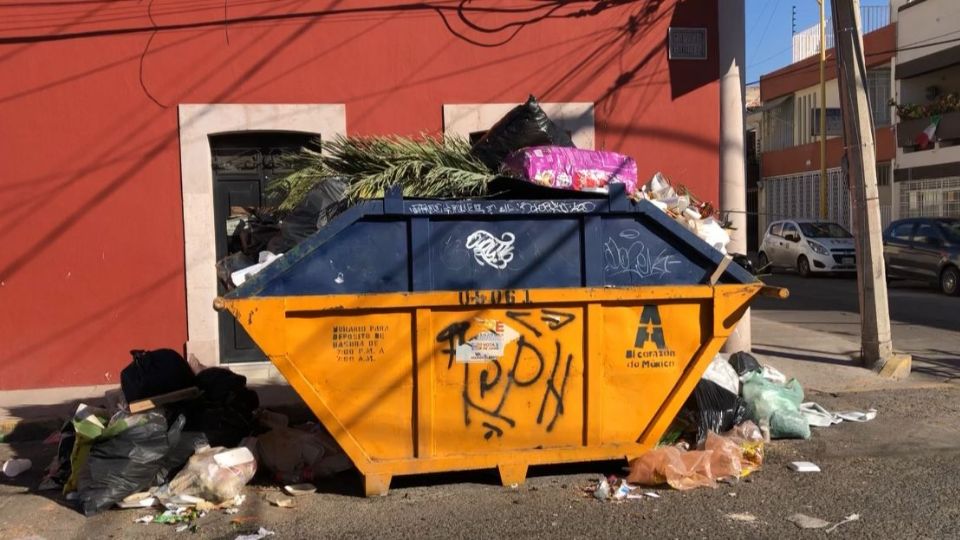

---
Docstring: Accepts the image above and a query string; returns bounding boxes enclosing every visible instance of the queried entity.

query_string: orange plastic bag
[705,432,742,480]
[625,446,716,490]
[627,421,766,490]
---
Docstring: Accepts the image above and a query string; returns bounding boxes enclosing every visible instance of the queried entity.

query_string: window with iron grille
[867,68,891,126]
[763,97,795,151]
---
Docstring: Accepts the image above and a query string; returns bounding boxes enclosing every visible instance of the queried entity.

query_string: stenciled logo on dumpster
[625,305,677,369]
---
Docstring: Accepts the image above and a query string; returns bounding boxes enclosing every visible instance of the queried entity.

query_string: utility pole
[718,0,750,353]
[830,0,910,378]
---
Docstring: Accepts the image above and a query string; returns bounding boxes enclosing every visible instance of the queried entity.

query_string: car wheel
[797,255,812,278]
[758,252,770,273]
[941,266,960,296]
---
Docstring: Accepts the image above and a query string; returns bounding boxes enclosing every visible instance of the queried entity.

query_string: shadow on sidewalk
[753,347,858,367]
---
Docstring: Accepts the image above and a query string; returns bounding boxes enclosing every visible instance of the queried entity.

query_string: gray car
[883,217,960,296]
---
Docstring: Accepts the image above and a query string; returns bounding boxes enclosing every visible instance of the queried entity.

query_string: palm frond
[267,134,495,212]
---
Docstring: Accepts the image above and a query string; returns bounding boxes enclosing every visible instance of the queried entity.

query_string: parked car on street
[883,217,960,296]
[758,219,856,277]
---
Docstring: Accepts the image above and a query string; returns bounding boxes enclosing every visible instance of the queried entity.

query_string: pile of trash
[589,351,876,499]
[220,95,744,289]
[31,348,353,526]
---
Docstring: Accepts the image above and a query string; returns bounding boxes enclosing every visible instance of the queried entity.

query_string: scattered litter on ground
[266,492,295,508]
[787,513,831,529]
[826,513,860,533]
[117,492,157,509]
[801,403,877,427]
[225,508,240,515]
[134,515,154,524]
[592,477,611,500]
[726,512,757,522]
[612,480,635,500]
[644,491,660,499]
[788,461,821,472]
[1,458,32,477]
[235,527,276,540]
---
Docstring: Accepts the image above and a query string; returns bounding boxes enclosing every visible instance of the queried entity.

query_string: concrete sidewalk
[751,311,958,393]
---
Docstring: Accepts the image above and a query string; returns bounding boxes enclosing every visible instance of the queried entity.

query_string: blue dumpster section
[230,187,755,299]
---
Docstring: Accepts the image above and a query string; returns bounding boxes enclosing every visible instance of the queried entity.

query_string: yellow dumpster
[217,192,770,495]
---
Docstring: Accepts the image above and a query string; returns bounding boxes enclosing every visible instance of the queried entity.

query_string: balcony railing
[792,6,890,62]
[897,111,960,151]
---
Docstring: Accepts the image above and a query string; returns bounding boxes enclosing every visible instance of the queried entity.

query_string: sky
[745,0,890,84]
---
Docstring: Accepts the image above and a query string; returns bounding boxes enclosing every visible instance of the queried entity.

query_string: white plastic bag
[701,353,739,396]
[158,446,256,505]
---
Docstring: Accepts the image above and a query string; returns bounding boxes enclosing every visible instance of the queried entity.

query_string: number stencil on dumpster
[433,308,584,451]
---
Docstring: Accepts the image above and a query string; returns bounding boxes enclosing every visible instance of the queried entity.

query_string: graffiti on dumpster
[603,229,681,279]
[407,200,597,216]
[465,229,516,270]
[436,309,577,440]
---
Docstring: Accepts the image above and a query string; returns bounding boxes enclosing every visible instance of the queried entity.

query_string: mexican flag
[916,115,941,150]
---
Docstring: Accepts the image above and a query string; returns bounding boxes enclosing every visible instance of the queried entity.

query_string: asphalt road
[753,271,959,332]
[2,386,959,539]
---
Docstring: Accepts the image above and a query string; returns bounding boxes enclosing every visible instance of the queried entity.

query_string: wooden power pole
[830,0,910,378]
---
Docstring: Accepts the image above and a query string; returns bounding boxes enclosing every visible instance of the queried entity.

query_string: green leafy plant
[268,135,496,212]
[890,91,960,120]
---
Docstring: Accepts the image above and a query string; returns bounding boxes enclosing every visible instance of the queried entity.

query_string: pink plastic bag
[503,146,638,196]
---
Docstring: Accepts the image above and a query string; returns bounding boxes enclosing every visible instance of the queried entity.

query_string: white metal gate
[898,177,960,219]
[760,168,851,234]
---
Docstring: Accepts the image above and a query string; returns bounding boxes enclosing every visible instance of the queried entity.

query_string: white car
[758,220,856,277]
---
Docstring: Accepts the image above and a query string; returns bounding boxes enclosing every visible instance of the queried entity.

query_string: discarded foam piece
[788,461,820,472]
[1,458,31,478]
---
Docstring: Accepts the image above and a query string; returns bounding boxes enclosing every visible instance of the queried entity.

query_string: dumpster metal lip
[226,190,756,300]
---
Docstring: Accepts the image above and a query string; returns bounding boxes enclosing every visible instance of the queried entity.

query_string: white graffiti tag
[466,230,516,270]
[603,229,681,279]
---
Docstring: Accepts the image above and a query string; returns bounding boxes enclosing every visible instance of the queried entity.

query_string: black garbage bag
[272,178,348,253]
[39,420,76,490]
[731,253,755,275]
[677,379,746,447]
[728,351,762,376]
[78,412,185,516]
[121,349,196,404]
[178,368,259,448]
[470,95,575,171]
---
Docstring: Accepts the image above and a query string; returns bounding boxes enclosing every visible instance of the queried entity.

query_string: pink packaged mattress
[503,146,638,195]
